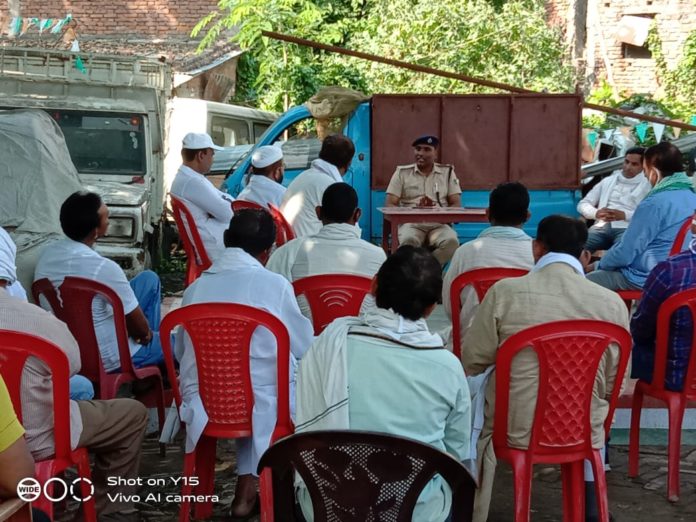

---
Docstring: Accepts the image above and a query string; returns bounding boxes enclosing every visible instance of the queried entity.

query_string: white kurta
[266,223,386,318]
[577,170,651,228]
[170,164,235,261]
[176,248,313,474]
[279,159,344,238]
[442,227,534,353]
[237,174,287,208]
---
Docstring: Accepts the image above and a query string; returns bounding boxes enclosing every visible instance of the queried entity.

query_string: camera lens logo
[16,478,41,502]
[16,476,94,503]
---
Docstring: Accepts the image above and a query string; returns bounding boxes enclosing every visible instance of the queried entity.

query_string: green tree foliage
[193,0,574,111]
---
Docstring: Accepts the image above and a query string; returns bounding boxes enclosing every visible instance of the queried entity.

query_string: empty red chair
[0,330,97,521]
[449,268,528,359]
[159,303,295,521]
[292,274,373,335]
[493,320,631,522]
[669,216,692,256]
[232,199,265,212]
[628,287,696,502]
[170,195,212,286]
[56,277,166,435]
[268,203,296,247]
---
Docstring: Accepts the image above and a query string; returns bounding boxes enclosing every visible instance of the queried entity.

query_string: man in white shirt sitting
[267,182,386,319]
[280,134,355,237]
[35,191,164,373]
[237,144,286,208]
[443,182,535,355]
[176,209,313,519]
[578,147,651,252]
[170,132,234,261]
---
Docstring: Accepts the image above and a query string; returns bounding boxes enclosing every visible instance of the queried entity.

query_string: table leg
[381,217,389,254]
[391,220,400,254]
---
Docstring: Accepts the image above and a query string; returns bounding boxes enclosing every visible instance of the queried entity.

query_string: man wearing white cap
[237,144,286,208]
[170,132,234,261]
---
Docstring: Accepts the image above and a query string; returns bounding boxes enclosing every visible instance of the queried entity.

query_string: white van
[164,98,276,193]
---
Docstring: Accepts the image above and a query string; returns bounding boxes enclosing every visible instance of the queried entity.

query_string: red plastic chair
[160,303,294,521]
[31,277,62,314]
[258,430,477,521]
[170,195,213,287]
[493,320,631,522]
[616,289,642,312]
[292,274,373,335]
[449,268,529,359]
[55,277,166,437]
[268,203,296,247]
[0,330,97,521]
[669,216,692,256]
[628,287,696,502]
[232,199,265,212]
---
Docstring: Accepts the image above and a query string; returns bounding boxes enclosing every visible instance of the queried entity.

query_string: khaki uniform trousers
[77,398,148,517]
[397,222,459,265]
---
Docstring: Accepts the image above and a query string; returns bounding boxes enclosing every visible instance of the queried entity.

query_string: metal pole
[261,30,696,133]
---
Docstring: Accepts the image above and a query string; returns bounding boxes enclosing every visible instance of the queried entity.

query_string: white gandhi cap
[251,144,284,168]
[182,132,223,151]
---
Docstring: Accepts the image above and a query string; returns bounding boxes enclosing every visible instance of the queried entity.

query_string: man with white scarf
[267,182,386,319]
[280,134,354,237]
[176,209,313,519]
[295,246,471,522]
[462,215,629,522]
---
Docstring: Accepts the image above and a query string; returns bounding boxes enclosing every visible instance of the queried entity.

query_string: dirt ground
[124,435,696,521]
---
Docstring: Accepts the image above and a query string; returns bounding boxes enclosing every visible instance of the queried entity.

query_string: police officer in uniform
[385,135,461,265]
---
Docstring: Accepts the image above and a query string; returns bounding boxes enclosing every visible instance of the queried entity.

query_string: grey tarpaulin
[0,109,84,295]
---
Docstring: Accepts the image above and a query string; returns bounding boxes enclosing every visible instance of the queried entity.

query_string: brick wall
[547,0,696,95]
[6,0,219,37]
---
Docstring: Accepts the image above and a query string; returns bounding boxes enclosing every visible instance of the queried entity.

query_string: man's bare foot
[230,474,259,518]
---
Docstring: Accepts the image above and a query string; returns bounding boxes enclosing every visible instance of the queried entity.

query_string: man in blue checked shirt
[631,210,696,390]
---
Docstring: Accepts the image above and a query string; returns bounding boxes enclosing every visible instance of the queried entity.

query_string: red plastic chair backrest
[0,330,72,460]
[493,320,631,455]
[652,287,696,399]
[669,216,692,256]
[293,274,373,335]
[449,268,529,359]
[232,200,266,212]
[58,276,136,383]
[268,203,296,247]
[32,278,63,315]
[258,430,477,522]
[160,303,294,440]
[170,195,213,286]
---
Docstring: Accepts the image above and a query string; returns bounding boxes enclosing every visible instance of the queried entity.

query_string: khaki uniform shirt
[386,163,461,207]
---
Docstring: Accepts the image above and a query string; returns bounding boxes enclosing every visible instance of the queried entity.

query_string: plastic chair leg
[666,395,686,502]
[508,454,532,522]
[590,450,609,522]
[193,435,217,520]
[76,455,98,522]
[179,450,196,522]
[259,469,274,522]
[628,385,644,477]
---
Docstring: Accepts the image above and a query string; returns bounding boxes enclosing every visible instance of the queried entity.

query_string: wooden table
[378,206,488,254]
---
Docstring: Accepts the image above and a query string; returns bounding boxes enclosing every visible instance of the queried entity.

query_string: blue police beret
[412,135,439,147]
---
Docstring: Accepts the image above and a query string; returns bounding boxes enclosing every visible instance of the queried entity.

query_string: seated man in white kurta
[237,144,287,208]
[266,183,386,319]
[170,132,234,262]
[176,209,313,519]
